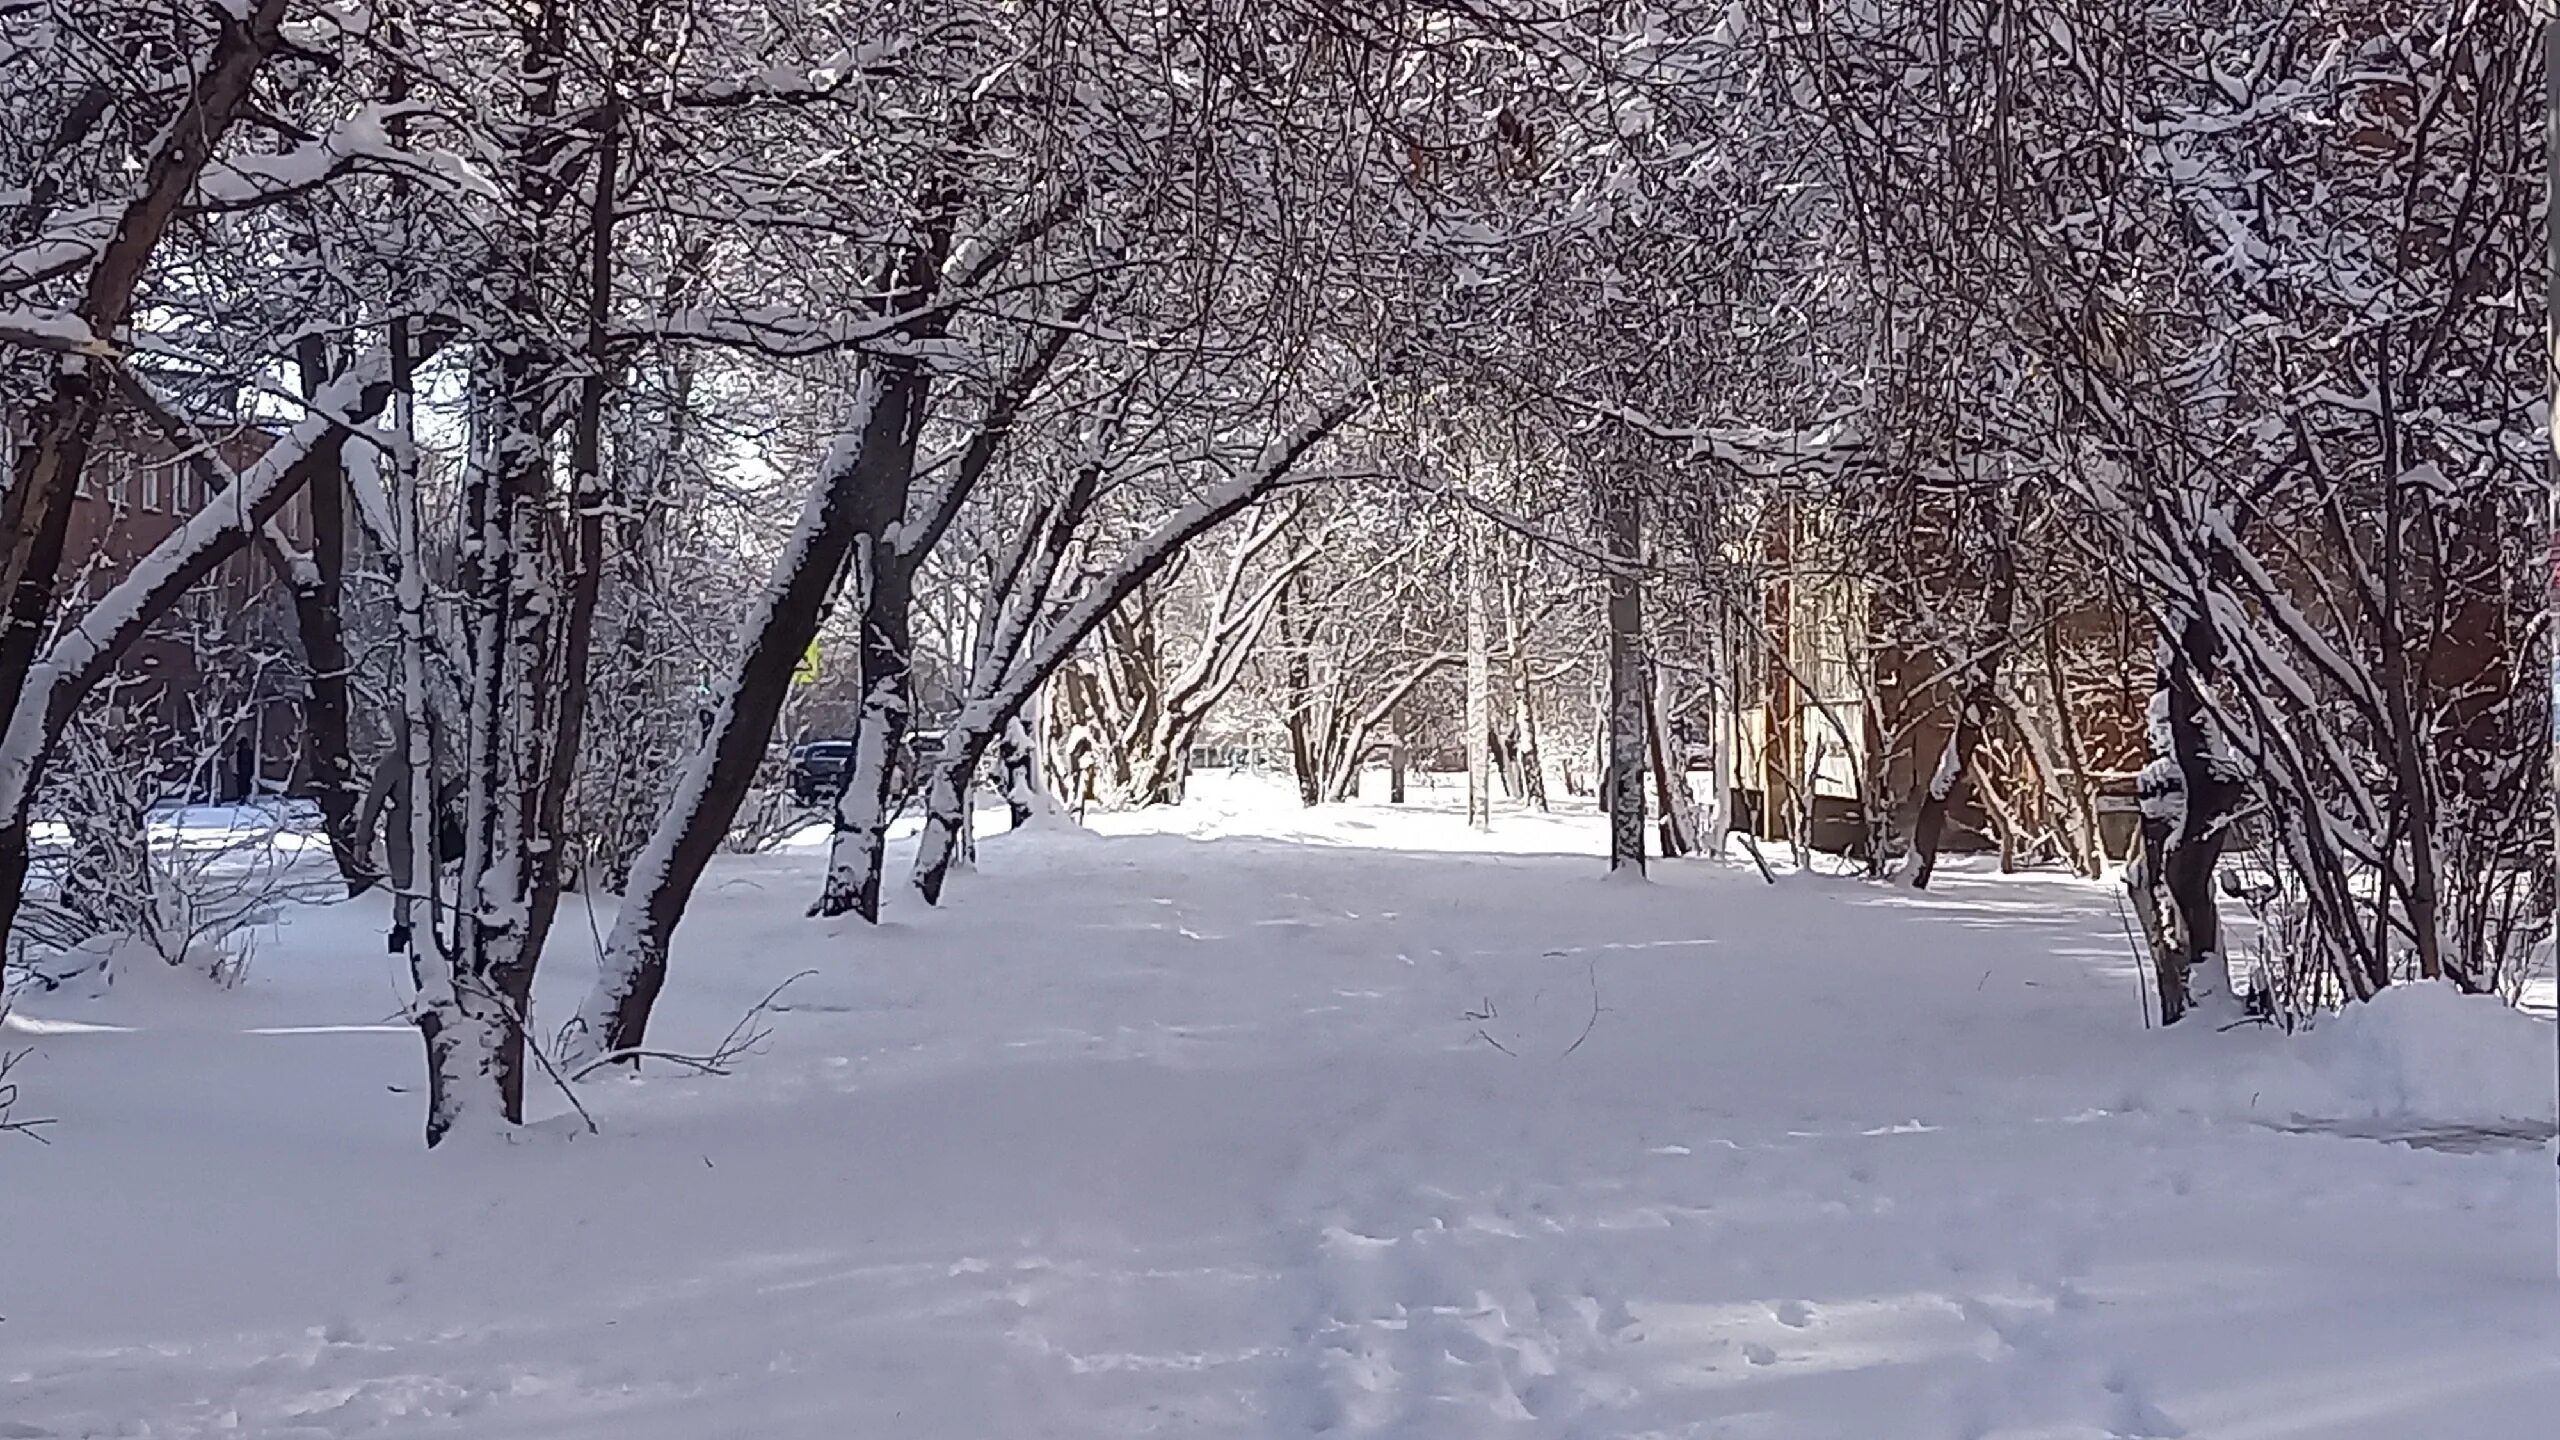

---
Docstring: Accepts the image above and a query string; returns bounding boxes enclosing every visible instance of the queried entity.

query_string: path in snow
[5,775,2555,1438]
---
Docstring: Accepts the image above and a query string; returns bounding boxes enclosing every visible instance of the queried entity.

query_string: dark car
[790,740,854,805]
[791,730,952,807]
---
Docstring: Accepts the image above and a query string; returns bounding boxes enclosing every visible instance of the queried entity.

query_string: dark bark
[1281,578,1321,807]
[569,381,912,1061]
[289,338,375,894]
[808,145,982,922]
[0,0,291,663]
[1502,579,1549,812]
[2039,618,2107,878]
[424,0,579,1145]
[1910,527,2017,889]
[0,2,295,960]
[816,541,919,922]
[0,356,414,966]
[1603,480,1647,873]
[111,353,377,894]
[998,716,1038,828]
[2134,612,2246,1025]
[1646,673,1699,858]
[517,90,625,974]
[1463,526,1492,829]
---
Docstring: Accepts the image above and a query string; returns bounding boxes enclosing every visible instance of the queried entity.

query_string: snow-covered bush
[15,698,300,992]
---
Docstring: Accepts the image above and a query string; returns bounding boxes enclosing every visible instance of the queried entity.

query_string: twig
[2113,888,2154,1030]
[0,1044,55,1142]
[713,968,818,1060]
[1472,1028,1517,1056]
[1735,831,1779,885]
[568,1047,731,1082]
[1561,959,1601,1057]
[567,969,818,1084]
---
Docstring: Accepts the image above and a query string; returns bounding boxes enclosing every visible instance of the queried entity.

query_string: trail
[6,776,2554,1437]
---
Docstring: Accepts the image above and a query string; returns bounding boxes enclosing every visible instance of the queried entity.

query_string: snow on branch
[0,351,395,813]
[954,391,1375,742]
[189,104,498,212]
[0,306,109,356]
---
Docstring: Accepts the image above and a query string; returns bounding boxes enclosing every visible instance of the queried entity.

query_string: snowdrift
[2144,981,2556,1134]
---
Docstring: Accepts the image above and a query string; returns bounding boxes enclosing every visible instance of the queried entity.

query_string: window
[139,463,161,512]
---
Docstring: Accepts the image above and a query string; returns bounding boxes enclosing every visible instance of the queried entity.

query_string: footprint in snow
[2104,1368,2188,1438]
[1772,1299,1816,1328]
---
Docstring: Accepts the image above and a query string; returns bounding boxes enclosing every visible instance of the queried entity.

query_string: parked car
[790,740,854,805]
[790,729,953,807]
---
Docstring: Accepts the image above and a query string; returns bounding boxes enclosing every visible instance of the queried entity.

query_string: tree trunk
[1700,614,1736,848]
[271,335,377,896]
[2035,619,2107,878]
[417,957,532,1147]
[0,355,406,967]
[1463,521,1492,829]
[425,328,550,1146]
[1503,582,1549,811]
[1604,480,1647,874]
[998,714,1041,828]
[1648,667,1702,858]
[817,541,916,922]
[114,342,376,895]
[1280,578,1320,806]
[561,381,898,1062]
[0,1,293,963]
[1909,514,2017,889]
[516,92,623,968]
[2134,615,2245,1025]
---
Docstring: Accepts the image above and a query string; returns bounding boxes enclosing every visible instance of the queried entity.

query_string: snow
[7,773,2556,1438]
[0,305,99,352]
[2137,980,2557,1136]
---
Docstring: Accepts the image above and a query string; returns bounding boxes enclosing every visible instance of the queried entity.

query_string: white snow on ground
[2136,980,2558,1136]
[6,772,2557,1438]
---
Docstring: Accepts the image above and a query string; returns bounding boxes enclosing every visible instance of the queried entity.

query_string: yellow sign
[793,638,819,685]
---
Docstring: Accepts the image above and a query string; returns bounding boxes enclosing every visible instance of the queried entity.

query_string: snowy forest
[3,2,2554,1435]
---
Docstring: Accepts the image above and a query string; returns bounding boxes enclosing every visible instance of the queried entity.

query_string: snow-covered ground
[7,773,2556,1438]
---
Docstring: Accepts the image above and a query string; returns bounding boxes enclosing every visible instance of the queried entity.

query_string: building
[1719,487,2148,868]
[67,403,311,802]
